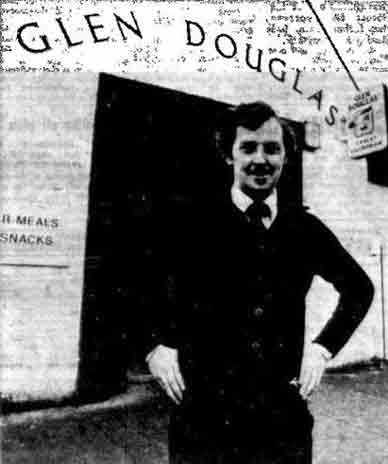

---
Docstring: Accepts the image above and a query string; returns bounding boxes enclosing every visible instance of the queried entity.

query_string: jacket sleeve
[307,214,375,357]
[140,271,184,358]
[139,200,191,359]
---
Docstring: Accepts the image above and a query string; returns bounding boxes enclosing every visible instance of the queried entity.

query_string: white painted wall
[302,75,388,365]
[0,74,97,400]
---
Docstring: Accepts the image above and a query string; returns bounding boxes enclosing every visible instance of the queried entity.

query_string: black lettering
[114,12,143,40]
[84,13,109,43]
[56,17,83,48]
[36,236,45,245]
[325,105,339,126]
[269,58,286,82]
[16,215,28,225]
[292,68,304,95]
[51,218,59,228]
[35,217,53,227]
[185,20,205,46]
[26,235,35,245]
[307,89,323,111]
[1,214,11,224]
[46,236,53,246]
[16,22,51,53]
[0,233,8,243]
[11,233,21,244]
[215,34,237,59]
[245,44,263,71]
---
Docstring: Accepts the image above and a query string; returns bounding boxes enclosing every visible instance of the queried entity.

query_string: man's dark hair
[215,101,296,161]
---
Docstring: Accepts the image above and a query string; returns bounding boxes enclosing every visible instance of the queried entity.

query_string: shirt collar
[231,187,278,226]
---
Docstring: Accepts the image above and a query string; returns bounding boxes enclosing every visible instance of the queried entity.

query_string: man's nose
[252,146,266,163]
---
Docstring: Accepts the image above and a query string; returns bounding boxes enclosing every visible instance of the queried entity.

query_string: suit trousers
[168,381,313,464]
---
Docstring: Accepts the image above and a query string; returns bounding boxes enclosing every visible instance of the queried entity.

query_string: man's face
[230,118,286,199]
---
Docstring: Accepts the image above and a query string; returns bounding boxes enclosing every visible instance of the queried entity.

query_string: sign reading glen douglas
[347,85,388,159]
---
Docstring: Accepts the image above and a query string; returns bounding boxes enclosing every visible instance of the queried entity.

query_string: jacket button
[251,341,262,352]
[254,306,264,318]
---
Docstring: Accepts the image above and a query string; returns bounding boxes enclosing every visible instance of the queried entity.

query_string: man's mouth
[248,169,273,185]
[248,166,273,177]
[253,175,269,185]
[250,170,272,178]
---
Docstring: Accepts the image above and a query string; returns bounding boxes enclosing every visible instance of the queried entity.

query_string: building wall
[304,135,387,365]
[0,74,97,400]
[1,72,387,401]
[303,74,388,365]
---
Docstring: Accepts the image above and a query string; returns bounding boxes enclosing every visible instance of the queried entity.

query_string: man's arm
[298,214,374,397]
[142,202,192,404]
[308,214,374,356]
[142,273,187,404]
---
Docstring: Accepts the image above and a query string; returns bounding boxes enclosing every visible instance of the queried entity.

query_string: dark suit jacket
[143,194,374,403]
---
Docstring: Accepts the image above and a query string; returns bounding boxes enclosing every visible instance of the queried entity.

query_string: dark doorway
[77,73,305,399]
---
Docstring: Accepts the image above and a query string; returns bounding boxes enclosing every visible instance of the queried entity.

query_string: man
[145,101,374,463]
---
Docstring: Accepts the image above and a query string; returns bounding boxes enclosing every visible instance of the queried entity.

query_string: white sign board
[347,85,388,159]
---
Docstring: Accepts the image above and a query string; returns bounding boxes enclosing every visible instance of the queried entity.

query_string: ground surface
[2,367,388,464]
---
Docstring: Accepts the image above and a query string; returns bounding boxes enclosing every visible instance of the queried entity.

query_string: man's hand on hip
[147,344,185,404]
[299,343,331,399]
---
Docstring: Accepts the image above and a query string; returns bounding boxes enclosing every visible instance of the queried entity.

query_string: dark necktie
[245,201,271,233]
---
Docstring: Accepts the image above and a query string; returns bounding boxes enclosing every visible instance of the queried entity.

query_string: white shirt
[231,187,277,229]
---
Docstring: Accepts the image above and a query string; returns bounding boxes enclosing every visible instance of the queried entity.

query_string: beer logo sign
[347,85,388,159]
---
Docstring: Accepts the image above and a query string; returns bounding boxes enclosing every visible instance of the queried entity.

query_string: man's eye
[263,142,281,155]
[240,142,257,154]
